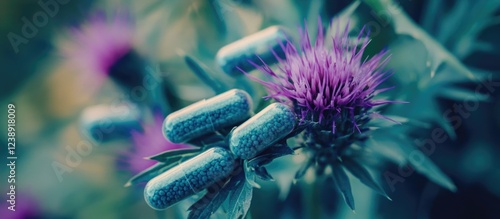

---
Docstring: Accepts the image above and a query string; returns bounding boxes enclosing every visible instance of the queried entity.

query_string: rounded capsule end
[232,89,254,114]
[143,147,237,210]
[162,114,181,143]
[144,182,165,210]
[216,26,290,76]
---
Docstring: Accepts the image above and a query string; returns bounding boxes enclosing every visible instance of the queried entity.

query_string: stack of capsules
[144,89,296,210]
[138,26,296,210]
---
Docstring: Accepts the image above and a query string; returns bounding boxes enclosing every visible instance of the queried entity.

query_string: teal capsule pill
[163,89,253,143]
[216,26,289,76]
[230,103,296,160]
[144,147,236,210]
[79,103,142,142]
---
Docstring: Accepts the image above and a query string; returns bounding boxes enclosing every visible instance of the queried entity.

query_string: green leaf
[357,0,490,140]
[227,176,254,219]
[187,178,235,219]
[248,145,294,167]
[146,148,201,162]
[295,158,313,179]
[124,162,179,187]
[342,157,391,200]
[420,0,500,60]
[244,162,261,189]
[407,150,457,192]
[188,191,227,219]
[183,53,228,94]
[125,148,201,187]
[254,166,274,181]
[331,160,355,211]
[397,138,457,192]
[322,176,340,214]
[438,86,490,102]
[365,134,406,165]
[367,0,476,80]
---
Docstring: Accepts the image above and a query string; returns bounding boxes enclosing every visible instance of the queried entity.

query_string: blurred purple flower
[246,19,403,133]
[127,111,192,174]
[0,193,39,219]
[60,10,136,88]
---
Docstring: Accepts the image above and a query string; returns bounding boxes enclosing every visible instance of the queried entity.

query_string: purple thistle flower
[61,10,133,77]
[242,20,407,209]
[126,111,192,174]
[60,10,147,90]
[245,19,402,135]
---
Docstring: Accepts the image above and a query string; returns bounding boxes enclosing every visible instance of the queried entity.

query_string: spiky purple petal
[245,19,399,133]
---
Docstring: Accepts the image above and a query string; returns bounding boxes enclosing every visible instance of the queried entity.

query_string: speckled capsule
[163,89,253,143]
[230,103,296,160]
[144,147,236,210]
[79,103,141,142]
[216,26,289,76]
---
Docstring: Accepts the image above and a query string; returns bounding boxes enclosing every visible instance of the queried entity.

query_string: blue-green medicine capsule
[80,103,142,142]
[144,147,236,210]
[216,26,289,76]
[163,89,253,143]
[230,103,296,160]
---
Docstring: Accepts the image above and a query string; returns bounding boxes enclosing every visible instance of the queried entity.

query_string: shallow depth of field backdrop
[1,0,500,219]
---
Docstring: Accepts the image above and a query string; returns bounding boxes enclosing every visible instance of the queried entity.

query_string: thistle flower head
[61,10,134,77]
[240,20,407,208]
[247,20,397,134]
